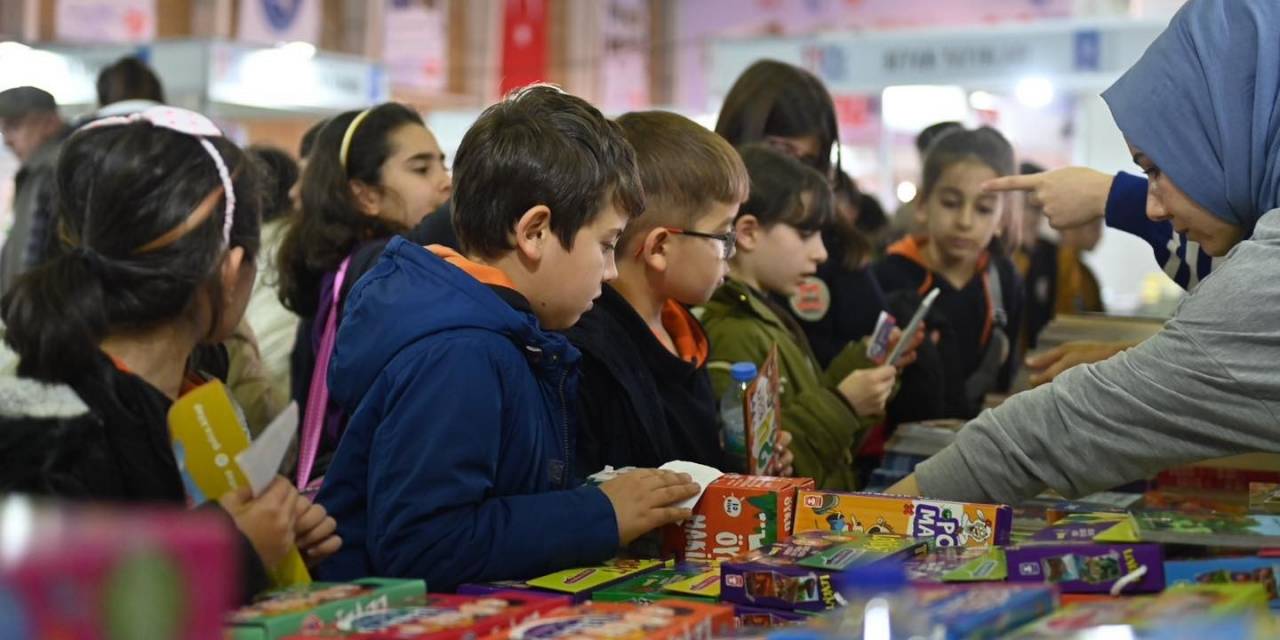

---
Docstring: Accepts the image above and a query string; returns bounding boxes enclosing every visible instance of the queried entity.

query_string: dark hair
[828,170,871,269]
[915,121,964,155]
[247,145,299,223]
[2,123,262,384]
[856,192,888,235]
[277,102,424,316]
[715,60,841,177]
[299,118,327,159]
[96,56,165,107]
[1020,161,1045,175]
[451,85,645,260]
[615,110,748,249]
[736,144,833,233]
[920,126,1016,198]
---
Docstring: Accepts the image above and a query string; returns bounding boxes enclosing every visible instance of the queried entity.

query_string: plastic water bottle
[720,362,757,473]
[820,563,940,640]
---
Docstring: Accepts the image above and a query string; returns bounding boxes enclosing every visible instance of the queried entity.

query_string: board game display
[1004,542,1165,594]
[664,475,814,562]
[793,491,1012,547]
[281,592,571,639]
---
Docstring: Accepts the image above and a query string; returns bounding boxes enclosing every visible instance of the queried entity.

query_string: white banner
[383,0,448,92]
[237,0,322,45]
[55,0,156,43]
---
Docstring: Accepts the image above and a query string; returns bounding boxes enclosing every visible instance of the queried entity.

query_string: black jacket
[563,285,725,473]
[0,351,269,601]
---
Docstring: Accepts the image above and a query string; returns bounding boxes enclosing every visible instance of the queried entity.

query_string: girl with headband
[0,106,340,599]
[276,103,451,490]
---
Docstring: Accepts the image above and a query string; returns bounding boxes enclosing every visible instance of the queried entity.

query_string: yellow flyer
[168,380,311,587]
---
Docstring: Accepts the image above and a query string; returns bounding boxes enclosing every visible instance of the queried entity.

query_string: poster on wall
[598,0,649,113]
[499,0,548,95]
[384,0,448,93]
[237,0,322,46]
[55,0,156,43]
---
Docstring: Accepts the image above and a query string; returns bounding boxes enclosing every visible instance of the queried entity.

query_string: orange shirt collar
[428,245,518,290]
[659,299,709,367]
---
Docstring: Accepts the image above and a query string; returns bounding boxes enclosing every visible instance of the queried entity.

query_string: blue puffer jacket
[315,237,618,590]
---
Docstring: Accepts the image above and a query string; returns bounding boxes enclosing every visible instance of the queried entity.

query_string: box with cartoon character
[478,600,735,639]
[732,605,812,629]
[280,592,571,639]
[663,475,814,562]
[1004,542,1165,594]
[719,532,926,613]
[228,579,426,640]
[1165,557,1280,608]
[793,491,1012,547]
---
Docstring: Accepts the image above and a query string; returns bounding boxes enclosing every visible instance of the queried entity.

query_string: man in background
[0,86,67,294]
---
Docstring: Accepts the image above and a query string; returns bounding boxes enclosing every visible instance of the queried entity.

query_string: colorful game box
[1129,510,1280,548]
[743,345,782,475]
[1005,583,1269,638]
[661,566,722,600]
[478,600,735,639]
[280,592,571,640]
[663,474,814,562]
[719,532,924,612]
[593,565,716,604]
[1165,557,1280,608]
[906,547,1007,584]
[1,504,236,640]
[794,491,1012,547]
[732,605,811,629]
[810,584,1057,639]
[523,559,663,599]
[1029,512,1130,542]
[1004,542,1165,594]
[455,583,568,602]
[228,579,426,640]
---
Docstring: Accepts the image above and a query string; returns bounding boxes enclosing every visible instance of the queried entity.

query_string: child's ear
[641,227,672,272]
[734,214,762,252]
[350,180,382,218]
[513,204,553,261]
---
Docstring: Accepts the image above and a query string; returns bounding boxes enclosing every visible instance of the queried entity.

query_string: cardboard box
[228,579,426,640]
[1029,512,1130,542]
[810,583,1057,640]
[732,605,811,629]
[592,565,716,605]
[1,503,236,640]
[906,547,1007,584]
[719,532,925,613]
[280,592,571,639]
[479,600,735,639]
[794,491,1011,547]
[663,475,814,562]
[1004,542,1165,594]
[458,560,662,605]
[1165,557,1280,608]
[1006,583,1268,638]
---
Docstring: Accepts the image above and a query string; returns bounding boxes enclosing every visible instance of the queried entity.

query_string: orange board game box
[793,491,1012,547]
[664,475,815,562]
[479,600,734,639]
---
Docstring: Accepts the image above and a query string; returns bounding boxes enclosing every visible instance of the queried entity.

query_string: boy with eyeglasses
[565,111,795,474]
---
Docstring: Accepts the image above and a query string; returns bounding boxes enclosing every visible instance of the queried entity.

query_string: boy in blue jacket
[315,85,700,590]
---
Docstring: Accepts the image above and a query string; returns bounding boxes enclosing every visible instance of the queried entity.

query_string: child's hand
[837,365,896,417]
[766,430,795,477]
[218,476,300,571]
[599,470,699,546]
[293,495,341,567]
[884,325,927,369]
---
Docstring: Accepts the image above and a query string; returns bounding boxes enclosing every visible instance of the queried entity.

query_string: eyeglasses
[662,226,737,260]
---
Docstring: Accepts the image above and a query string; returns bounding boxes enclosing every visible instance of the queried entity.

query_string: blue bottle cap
[729,362,758,382]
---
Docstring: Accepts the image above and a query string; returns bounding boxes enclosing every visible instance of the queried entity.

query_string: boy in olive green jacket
[699,145,908,490]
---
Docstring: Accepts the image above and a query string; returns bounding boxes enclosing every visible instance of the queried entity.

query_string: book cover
[743,344,782,475]
[1131,510,1280,548]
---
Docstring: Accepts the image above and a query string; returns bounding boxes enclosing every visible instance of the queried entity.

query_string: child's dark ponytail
[2,251,109,382]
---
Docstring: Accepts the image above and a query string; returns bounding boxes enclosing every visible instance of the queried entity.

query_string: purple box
[1030,514,1129,543]
[1004,542,1165,594]
[733,604,811,628]
[719,536,859,613]
[456,581,578,602]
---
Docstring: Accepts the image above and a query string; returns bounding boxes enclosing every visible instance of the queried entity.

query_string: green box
[593,567,716,605]
[227,578,425,640]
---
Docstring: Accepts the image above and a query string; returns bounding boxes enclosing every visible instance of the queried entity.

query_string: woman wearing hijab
[889,0,1280,504]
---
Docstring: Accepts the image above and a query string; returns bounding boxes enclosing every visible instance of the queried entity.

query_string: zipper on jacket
[556,361,570,489]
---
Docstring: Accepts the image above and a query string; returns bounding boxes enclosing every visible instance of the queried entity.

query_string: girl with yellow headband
[277,103,451,489]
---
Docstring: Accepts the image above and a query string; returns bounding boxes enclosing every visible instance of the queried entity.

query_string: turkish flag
[499,0,548,95]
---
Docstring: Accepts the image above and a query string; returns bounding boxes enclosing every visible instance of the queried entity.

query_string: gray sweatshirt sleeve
[916,211,1280,504]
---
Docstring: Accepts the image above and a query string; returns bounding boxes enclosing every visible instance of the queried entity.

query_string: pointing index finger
[982,174,1041,193]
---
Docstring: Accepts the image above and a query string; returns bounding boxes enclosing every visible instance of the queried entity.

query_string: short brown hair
[615,111,749,249]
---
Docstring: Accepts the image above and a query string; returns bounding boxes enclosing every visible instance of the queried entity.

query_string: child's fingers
[217,485,254,511]
[295,502,330,537]
[304,535,342,559]
[652,507,694,527]
[1025,346,1066,369]
[298,515,338,548]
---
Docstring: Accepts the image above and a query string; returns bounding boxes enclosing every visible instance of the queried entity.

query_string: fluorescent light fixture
[278,41,316,60]
[968,90,999,111]
[1015,76,1055,109]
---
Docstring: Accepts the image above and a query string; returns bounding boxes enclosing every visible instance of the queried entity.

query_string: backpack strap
[295,256,352,490]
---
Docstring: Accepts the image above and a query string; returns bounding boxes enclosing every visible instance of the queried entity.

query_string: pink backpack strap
[296,256,352,490]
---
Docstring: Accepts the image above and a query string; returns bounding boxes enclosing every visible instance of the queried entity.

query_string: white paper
[235,402,299,496]
[660,460,725,511]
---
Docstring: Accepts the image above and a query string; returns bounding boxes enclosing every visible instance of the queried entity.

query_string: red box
[663,475,814,562]
[282,592,570,639]
[479,600,735,639]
